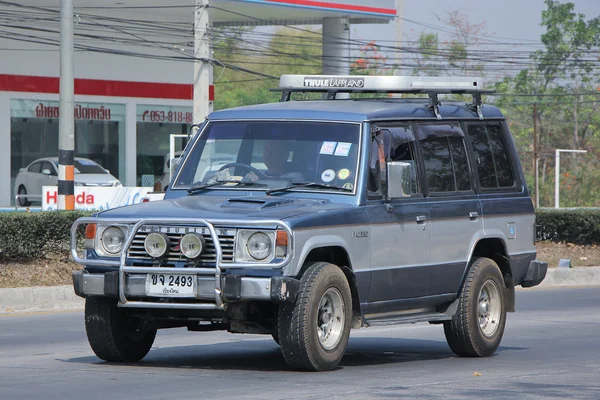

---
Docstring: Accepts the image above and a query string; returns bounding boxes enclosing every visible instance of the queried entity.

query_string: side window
[421,138,454,192]
[28,162,42,173]
[450,138,471,190]
[368,125,420,199]
[467,124,515,189]
[41,161,57,175]
[417,124,472,193]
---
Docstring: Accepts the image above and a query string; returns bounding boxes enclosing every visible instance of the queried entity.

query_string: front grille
[126,225,235,266]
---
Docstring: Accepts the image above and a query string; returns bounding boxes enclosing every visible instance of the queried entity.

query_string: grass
[0,242,598,289]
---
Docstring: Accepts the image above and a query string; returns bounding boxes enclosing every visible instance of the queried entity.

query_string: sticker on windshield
[337,169,350,180]
[321,169,336,183]
[334,142,352,156]
[343,182,354,190]
[320,141,337,155]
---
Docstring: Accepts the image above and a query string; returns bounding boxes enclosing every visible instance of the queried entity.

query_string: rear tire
[443,257,507,357]
[85,297,156,362]
[17,186,30,207]
[278,262,352,371]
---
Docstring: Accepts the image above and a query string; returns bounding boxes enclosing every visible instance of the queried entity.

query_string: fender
[293,234,353,277]
[463,235,515,313]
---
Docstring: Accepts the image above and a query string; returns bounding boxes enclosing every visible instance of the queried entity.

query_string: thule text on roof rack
[271,74,495,120]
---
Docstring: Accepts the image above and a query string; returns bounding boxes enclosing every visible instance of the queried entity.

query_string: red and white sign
[42,186,153,211]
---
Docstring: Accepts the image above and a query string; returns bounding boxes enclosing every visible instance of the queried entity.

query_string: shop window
[10,99,125,204]
[136,105,192,189]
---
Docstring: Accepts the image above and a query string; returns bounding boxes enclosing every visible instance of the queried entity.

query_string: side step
[366,312,452,327]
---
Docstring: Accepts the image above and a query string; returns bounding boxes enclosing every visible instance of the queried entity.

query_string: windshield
[173,121,361,193]
[74,159,108,174]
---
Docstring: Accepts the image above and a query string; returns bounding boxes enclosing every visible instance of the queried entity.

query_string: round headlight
[101,226,125,255]
[144,232,169,258]
[247,232,272,261]
[180,233,205,259]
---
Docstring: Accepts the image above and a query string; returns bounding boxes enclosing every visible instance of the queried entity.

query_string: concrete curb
[538,266,600,287]
[1,267,599,315]
[0,285,83,315]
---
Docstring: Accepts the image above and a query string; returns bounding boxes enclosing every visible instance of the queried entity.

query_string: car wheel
[85,297,157,362]
[17,186,30,207]
[443,257,507,357]
[278,262,352,371]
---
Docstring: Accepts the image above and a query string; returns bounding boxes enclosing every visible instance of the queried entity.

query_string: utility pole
[533,103,539,208]
[58,0,75,210]
[394,0,404,75]
[322,17,350,99]
[193,0,211,125]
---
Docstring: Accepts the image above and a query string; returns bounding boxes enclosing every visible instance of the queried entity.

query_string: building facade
[2,0,395,206]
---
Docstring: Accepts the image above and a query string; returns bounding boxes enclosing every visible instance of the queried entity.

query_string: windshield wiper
[187,180,266,194]
[265,182,353,195]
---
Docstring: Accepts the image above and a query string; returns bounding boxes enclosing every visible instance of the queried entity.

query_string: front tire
[17,186,30,207]
[278,262,352,371]
[444,257,507,357]
[85,297,157,362]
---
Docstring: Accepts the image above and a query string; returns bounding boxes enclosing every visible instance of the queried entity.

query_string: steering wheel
[217,163,268,179]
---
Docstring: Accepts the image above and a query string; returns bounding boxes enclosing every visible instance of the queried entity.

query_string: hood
[75,173,120,185]
[97,194,353,221]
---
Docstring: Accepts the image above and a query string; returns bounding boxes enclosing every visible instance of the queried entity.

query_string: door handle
[416,215,427,223]
[469,212,479,220]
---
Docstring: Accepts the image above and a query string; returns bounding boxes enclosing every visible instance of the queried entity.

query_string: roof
[208,98,505,122]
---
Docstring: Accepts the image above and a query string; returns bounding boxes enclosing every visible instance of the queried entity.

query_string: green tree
[212,27,323,109]
[493,0,600,207]
[409,9,487,77]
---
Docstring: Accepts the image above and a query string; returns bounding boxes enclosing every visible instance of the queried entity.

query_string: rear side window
[467,124,515,189]
[417,124,472,193]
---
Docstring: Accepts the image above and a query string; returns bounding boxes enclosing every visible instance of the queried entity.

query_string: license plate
[145,274,196,297]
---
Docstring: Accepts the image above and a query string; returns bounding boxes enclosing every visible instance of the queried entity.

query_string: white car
[14,157,121,206]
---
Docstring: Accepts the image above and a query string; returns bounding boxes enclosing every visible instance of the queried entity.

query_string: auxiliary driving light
[180,233,205,259]
[144,232,170,258]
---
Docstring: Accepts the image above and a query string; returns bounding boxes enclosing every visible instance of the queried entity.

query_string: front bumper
[521,260,548,288]
[72,270,299,306]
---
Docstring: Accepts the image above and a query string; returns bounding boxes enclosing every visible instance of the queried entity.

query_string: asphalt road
[1,287,599,400]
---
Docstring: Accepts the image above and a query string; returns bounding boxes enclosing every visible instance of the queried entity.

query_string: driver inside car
[261,140,304,182]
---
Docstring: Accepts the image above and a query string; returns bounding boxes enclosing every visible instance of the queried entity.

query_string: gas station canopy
[22,0,396,26]
[209,0,396,26]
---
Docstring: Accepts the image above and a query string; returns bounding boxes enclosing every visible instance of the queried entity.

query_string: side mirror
[386,162,412,199]
[41,169,51,175]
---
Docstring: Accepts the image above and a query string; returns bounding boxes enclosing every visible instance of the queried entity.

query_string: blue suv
[71,75,547,371]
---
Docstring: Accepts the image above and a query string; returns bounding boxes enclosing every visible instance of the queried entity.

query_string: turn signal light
[276,230,288,247]
[85,224,96,249]
[275,230,288,258]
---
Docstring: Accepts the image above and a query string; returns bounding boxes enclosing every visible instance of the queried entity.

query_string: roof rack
[271,74,495,120]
